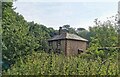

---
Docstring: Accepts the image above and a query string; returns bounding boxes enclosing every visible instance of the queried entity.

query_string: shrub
[3,51,118,75]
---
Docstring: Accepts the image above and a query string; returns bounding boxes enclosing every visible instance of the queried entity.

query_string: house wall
[66,40,87,56]
[49,39,87,56]
[49,40,66,54]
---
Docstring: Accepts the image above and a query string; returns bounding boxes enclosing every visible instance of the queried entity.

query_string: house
[48,27,88,56]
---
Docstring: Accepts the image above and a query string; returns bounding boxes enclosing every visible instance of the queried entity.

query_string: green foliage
[28,22,51,51]
[77,29,89,40]
[2,2,57,70]
[62,25,77,34]
[89,19,117,48]
[2,2,37,69]
[47,27,58,37]
[88,18,118,59]
[3,51,118,75]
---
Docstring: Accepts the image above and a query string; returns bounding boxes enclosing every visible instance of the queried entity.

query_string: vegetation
[3,51,118,75]
[1,2,119,76]
[2,2,57,70]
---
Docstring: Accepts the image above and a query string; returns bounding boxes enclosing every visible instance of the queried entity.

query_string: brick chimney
[59,27,62,35]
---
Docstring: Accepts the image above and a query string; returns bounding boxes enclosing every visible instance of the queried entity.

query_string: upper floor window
[57,40,61,46]
[49,41,52,46]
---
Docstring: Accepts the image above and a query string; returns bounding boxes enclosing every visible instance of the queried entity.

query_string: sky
[13,1,118,30]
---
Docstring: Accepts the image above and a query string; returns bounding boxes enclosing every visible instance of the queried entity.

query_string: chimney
[59,27,62,35]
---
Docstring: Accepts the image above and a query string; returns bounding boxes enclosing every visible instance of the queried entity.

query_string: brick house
[48,27,88,56]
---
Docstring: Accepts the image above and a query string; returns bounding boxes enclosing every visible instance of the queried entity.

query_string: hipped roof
[48,33,88,42]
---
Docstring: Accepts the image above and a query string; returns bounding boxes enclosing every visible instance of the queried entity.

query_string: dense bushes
[3,51,118,75]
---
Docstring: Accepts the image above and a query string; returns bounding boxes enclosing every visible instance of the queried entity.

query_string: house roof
[48,33,88,42]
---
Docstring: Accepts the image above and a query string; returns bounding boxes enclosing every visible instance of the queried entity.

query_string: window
[57,49,61,54]
[57,40,61,46]
[49,42,52,46]
[56,49,61,54]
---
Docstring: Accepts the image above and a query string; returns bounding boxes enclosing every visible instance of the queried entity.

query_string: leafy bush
[3,51,118,75]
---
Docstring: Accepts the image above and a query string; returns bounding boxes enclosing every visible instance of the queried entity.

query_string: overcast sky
[13,1,118,30]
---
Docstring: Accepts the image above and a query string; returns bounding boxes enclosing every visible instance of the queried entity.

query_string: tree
[62,25,77,34]
[89,19,117,47]
[88,17,118,57]
[47,27,58,37]
[28,22,53,51]
[62,24,70,30]
[87,16,118,61]
[2,2,37,69]
[2,2,57,70]
[77,28,90,41]
[77,28,86,32]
